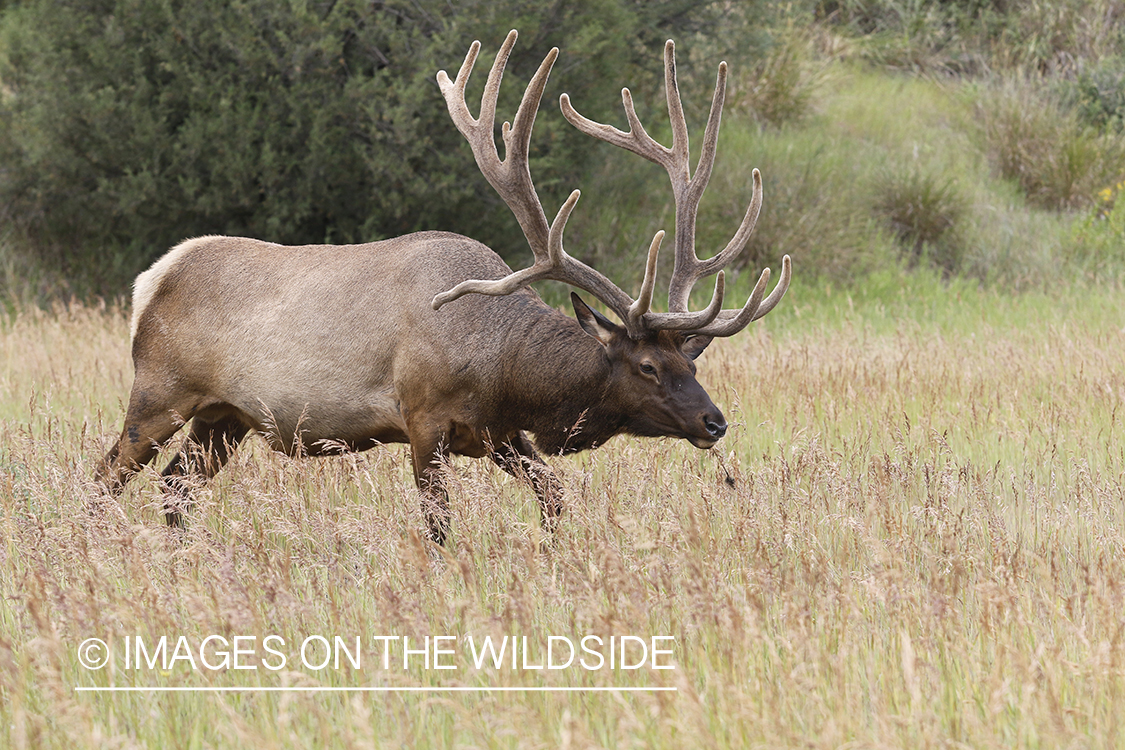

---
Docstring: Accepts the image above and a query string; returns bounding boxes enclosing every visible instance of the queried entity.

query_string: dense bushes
[0,0,758,298]
[817,0,1125,75]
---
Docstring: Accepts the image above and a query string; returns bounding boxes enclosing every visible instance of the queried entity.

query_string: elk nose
[704,413,727,439]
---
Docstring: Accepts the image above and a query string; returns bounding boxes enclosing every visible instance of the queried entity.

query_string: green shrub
[988,0,1125,73]
[872,166,966,274]
[975,76,1125,211]
[1069,55,1125,132]
[734,24,827,127]
[0,0,761,299]
[816,0,1125,75]
[1068,177,1125,279]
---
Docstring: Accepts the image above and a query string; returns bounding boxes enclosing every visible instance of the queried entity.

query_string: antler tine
[560,89,674,169]
[436,30,551,250]
[691,266,770,338]
[663,40,691,182]
[642,271,726,331]
[750,252,792,322]
[622,230,729,332]
[442,39,480,107]
[560,40,698,187]
[674,167,764,305]
[625,231,662,330]
[691,254,792,338]
[543,192,645,327]
[433,189,577,310]
[687,61,726,208]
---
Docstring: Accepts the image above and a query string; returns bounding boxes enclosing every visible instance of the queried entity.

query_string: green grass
[3,277,1125,747]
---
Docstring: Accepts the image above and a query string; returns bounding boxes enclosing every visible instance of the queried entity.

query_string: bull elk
[95,30,791,544]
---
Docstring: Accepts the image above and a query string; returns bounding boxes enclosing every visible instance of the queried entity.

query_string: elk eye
[640,362,657,376]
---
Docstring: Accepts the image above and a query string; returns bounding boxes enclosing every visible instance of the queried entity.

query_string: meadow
[2,0,1125,745]
[2,272,1124,748]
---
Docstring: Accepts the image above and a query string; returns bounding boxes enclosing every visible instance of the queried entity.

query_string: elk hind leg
[96,389,191,495]
[491,433,563,535]
[161,414,250,527]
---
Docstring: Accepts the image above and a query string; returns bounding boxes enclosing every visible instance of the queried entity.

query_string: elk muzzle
[690,405,728,449]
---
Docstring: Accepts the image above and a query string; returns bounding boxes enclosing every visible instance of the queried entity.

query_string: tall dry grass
[2,286,1125,748]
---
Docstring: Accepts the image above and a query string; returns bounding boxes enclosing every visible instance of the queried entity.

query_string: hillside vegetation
[0,0,1123,304]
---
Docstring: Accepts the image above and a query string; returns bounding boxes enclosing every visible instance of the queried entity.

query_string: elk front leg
[491,432,563,535]
[408,426,453,545]
[160,415,250,527]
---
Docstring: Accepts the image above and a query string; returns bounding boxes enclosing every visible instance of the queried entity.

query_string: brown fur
[96,231,727,543]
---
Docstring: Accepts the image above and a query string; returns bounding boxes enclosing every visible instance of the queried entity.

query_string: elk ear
[681,334,713,360]
[572,293,621,347]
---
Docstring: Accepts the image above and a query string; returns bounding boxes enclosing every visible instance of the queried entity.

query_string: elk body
[96,31,791,543]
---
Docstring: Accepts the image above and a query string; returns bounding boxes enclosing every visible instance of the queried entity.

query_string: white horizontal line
[75,686,677,693]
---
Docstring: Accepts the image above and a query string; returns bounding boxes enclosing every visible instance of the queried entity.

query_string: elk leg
[491,433,563,534]
[160,415,250,527]
[408,428,452,545]
[95,389,189,495]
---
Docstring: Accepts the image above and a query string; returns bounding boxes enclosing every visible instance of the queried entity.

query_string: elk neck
[495,304,625,455]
